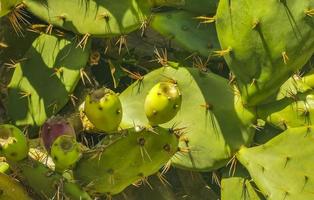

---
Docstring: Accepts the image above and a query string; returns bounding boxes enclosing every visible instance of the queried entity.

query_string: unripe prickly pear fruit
[84,88,122,132]
[0,124,28,161]
[41,116,76,152]
[50,135,82,172]
[144,82,182,125]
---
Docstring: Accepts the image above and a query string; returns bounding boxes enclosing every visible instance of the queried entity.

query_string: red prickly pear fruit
[41,116,76,152]
[50,135,82,172]
[144,82,182,125]
[84,87,122,133]
[0,124,29,161]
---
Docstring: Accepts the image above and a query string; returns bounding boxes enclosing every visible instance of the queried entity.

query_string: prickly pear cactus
[1,0,314,198]
[74,126,179,195]
[237,126,314,200]
[216,0,314,106]
[23,0,151,37]
[6,33,90,126]
[119,65,256,171]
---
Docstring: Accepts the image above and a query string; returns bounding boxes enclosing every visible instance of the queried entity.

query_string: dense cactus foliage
[0,0,313,199]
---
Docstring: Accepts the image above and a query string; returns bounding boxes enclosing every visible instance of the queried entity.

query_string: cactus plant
[0,0,314,199]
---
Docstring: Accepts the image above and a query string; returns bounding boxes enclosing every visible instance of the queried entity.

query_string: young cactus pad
[237,126,314,199]
[0,124,28,161]
[215,0,314,106]
[50,135,82,172]
[41,115,76,152]
[119,65,256,171]
[23,0,151,37]
[0,172,31,200]
[7,33,90,126]
[73,126,179,196]
[144,81,182,125]
[84,88,122,132]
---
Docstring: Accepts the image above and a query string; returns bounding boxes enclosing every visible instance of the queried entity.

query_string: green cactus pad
[216,0,314,106]
[0,124,28,161]
[221,164,263,200]
[144,82,182,125]
[73,126,179,195]
[237,126,314,200]
[151,10,221,59]
[50,135,82,172]
[0,0,22,17]
[257,77,314,130]
[7,33,90,126]
[119,65,256,171]
[23,0,150,37]
[0,172,31,200]
[84,88,122,132]
[10,157,92,200]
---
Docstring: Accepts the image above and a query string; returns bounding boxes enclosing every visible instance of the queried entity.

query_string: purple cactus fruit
[41,116,76,152]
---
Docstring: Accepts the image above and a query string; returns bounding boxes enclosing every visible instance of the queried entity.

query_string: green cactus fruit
[0,124,28,161]
[216,0,314,106]
[237,126,314,200]
[119,64,256,171]
[7,33,90,126]
[23,0,150,37]
[10,157,92,200]
[151,10,221,59]
[74,126,179,196]
[144,82,182,126]
[50,135,81,172]
[0,172,31,200]
[84,88,122,132]
[0,0,22,17]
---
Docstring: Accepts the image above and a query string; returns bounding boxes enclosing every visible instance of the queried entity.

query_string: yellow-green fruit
[50,135,81,172]
[0,124,28,161]
[145,82,182,125]
[84,88,122,132]
[0,173,31,200]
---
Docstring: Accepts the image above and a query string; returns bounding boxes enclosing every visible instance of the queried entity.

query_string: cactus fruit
[216,0,314,106]
[151,10,221,59]
[144,82,182,125]
[237,126,314,200]
[23,0,150,37]
[120,65,256,171]
[0,124,28,161]
[74,126,179,196]
[50,135,82,172]
[84,88,122,132]
[7,33,90,126]
[0,172,31,200]
[41,115,76,152]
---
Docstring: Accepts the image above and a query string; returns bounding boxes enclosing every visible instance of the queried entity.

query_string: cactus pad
[216,0,314,106]
[237,126,314,199]
[7,33,90,126]
[23,0,150,37]
[119,65,255,171]
[74,126,179,195]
